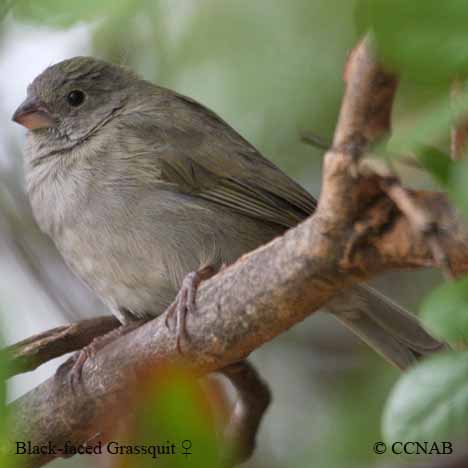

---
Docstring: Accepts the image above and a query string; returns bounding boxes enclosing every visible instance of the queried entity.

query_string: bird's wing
[141,91,316,229]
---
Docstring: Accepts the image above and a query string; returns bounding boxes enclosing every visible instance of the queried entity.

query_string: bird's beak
[12,96,55,130]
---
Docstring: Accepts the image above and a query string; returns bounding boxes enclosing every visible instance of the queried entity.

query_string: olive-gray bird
[12,57,444,370]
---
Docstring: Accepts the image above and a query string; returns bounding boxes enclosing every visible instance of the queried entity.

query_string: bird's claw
[56,322,142,394]
[56,344,96,395]
[165,265,216,353]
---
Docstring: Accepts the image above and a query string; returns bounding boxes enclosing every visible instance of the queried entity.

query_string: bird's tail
[326,284,448,370]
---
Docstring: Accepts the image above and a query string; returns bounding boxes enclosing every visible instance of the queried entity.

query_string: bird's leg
[164,264,217,352]
[57,318,146,393]
[219,360,271,465]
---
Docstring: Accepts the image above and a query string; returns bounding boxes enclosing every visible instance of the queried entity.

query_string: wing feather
[132,89,317,228]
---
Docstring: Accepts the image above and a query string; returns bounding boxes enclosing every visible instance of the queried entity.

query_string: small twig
[2,315,120,378]
[342,194,396,268]
[451,79,468,161]
[381,179,454,279]
[396,155,423,169]
[300,130,331,150]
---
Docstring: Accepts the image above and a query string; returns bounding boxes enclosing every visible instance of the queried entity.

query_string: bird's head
[12,56,139,156]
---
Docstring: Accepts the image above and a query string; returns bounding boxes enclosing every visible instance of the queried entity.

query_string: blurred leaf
[388,96,453,155]
[11,0,138,27]
[449,159,468,218]
[117,365,224,468]
[421,277,468,345]
[358,0,468,83]
[298,360,397,468]
[387,94,468,217]
[383,351,468,445]
[414,146,452,187]
[0,0,14,20]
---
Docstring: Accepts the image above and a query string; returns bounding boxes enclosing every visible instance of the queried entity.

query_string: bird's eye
[66,90,85,107]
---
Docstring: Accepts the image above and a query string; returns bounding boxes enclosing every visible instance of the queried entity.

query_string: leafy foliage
[422,277,468,345]
[369,0,468,452]
[10,0,138,27]
[414,146,453,186]
[358,0,468,83]
[383,352,468,445]
[123,366,224,468]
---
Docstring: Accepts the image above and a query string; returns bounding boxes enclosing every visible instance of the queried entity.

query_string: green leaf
[11,0,137,27]
[414,146,452,187]
[0,0,14,20]
[129,366,223,468]
[388,95,465,156]
[383,351,468,445]
[449,159,468,219]
[421,277,468,345]
[358,0,468,83]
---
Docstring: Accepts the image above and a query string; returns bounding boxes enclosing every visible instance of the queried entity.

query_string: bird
[12,56,445,372]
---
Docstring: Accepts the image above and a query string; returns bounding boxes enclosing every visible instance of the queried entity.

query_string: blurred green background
[2,1,468,467]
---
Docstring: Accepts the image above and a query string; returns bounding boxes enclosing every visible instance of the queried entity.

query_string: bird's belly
[52,190,282,321]
[55,223,175,320]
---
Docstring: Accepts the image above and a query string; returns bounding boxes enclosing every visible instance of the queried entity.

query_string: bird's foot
[164,265,217,353]
[57,320,144,393]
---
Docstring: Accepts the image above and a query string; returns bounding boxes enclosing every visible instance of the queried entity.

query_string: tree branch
[3,316,119,378]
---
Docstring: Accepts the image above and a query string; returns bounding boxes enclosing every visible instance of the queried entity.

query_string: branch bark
[3,316,119,378]
[4,37,468,468]
[451,79,468,161]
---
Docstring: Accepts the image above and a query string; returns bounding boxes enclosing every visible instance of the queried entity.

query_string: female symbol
[181,440,192,457]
